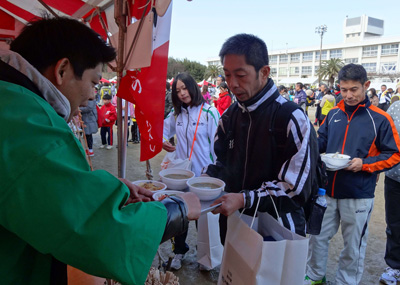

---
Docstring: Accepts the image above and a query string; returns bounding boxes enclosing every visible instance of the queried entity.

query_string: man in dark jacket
[305,64,400,285]
[205,34,313,243]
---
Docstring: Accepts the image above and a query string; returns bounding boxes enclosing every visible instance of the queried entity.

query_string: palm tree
[316,58,344,86]
[204,64,223,83]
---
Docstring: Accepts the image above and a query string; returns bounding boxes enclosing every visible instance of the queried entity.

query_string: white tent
[278,77,318,85]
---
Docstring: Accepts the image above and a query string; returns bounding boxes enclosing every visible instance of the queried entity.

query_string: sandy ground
[90,106,387,284]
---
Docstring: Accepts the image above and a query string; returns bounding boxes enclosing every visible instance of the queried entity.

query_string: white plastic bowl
[159,169,195,190]
[132,180,167,191]
[321,153,351,168]
[187,177,225,201]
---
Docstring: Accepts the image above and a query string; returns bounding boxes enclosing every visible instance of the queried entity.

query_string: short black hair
[296,82,304,89]
[172,72,205,116]
[338,64,368,85]
[10,16,116,79]
[219,33,269,72]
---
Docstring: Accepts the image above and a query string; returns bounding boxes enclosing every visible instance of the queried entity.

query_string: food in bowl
[132,180,167,191]
[164,174,192,180]
[159,169,195,190]
[152,190,183,201]
[191,182,220,189]
[139,182,164,191]
[187,177,225,201]
[321,153,351,168]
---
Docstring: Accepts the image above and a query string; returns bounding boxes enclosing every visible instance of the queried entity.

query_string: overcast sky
[167,0,400,64]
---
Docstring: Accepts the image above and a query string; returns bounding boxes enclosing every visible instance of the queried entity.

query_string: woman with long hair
[201,84,211,104]
[162,72,220,270]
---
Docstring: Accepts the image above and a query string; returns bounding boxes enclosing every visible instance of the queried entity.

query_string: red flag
[118,2,172,161]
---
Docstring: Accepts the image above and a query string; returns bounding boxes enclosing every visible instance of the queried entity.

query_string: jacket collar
[337,95,370,112]
[237,78,277,113]
[0,49,71,122]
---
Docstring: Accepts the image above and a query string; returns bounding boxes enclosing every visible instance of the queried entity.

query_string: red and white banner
[118,1,172,161]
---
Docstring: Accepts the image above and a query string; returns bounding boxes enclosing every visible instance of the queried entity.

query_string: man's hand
[162,141,176,152]
[119,178,153,205]
[345,158,363,172]
[105,118,110,123]
[211,193,244,216]
[178,192,201,220]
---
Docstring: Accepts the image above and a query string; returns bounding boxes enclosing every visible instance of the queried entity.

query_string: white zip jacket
[163,103,220,176]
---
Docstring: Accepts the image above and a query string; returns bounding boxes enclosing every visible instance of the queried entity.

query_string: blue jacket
[318,96,400,199]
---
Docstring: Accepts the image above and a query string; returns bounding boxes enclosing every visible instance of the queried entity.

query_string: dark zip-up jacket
[318,96,400,199]
[206,79,312,215]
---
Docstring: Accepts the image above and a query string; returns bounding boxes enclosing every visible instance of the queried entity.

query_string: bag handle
[240,190,283,229]
[189,103,204,160]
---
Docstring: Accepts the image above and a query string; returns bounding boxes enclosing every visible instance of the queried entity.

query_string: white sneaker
[99,145,106,149]
[106,145,113,150]
[380,267,400,284]
[170,254,184,270]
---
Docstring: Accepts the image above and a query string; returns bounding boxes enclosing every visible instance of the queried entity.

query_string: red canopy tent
[0,0,176,179]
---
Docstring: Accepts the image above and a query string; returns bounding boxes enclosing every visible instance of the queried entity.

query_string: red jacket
[98,103,117,127]
[214,91,231,115]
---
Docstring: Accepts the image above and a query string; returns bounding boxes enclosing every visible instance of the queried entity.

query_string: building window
[381,62,397,73]
[302,66,312,75]
[302,52,313,62]
[270,55,278,64]
[345,58,359,64]
[315,66,320,73]
[291,53,300,62]
[270,68,277,76]
[315,51,327,61]
[279,67,287,76]
[381,44,399,56]
[290,67,299,75]
[362,63,377,72]
[330,49,342,59]
[362,46,378,57]
[279,54,288,63]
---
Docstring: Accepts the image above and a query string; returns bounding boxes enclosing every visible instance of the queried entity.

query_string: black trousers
[85,134,93,149]
[218,206,306,245]
[100,127,113,145]
[384,176,400,269]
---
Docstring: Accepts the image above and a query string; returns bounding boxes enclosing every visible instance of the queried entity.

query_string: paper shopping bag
[218,212,308,285]
[197,212,224,270]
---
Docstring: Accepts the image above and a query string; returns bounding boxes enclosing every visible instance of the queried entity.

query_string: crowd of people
[1,16,400,285]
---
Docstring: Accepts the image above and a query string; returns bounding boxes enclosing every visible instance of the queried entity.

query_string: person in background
[294,82,307,112]
[201,84,211,104]
[0,16,200,284]
[214,82,232,115]
[164,81,174,146]
[305,64,400,285]
[79,94,98,156]
[319,88,336,125]
[214,74,225,100]
[305,89,315,116]
[278,85,290,100]
[380,99,400,285]
[370,94,380,107]
[99,94,117,149]
[163,72,220,270]
[131,105,140,144]
[378,84,390,111]
[100,82,112,103]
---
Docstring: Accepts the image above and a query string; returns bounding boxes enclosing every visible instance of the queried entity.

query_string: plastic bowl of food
[321,153,351,168]
[186,177,225,201]
[152,190,183,201]
[132,180,167,191]
[159,169,195,190]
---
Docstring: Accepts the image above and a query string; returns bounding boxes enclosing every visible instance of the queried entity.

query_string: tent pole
[115,0,127,178]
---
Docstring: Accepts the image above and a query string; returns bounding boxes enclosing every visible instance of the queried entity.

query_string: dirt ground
[90,106,387,284]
